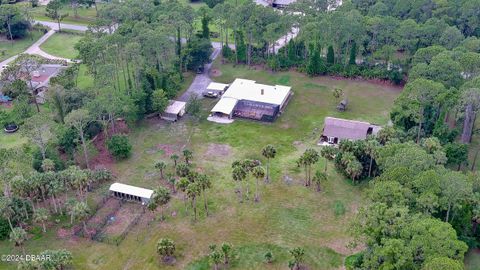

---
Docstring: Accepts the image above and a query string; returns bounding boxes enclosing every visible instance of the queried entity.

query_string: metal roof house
[162,100,186,122]
[109,183,154,205]
[210,78,292,122]
[320,117,381,145]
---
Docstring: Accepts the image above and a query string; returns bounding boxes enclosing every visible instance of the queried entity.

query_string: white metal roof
[207,82,229,91]
[109,183,154,199]
[222,78,291,106]
[211,97,238,115]
[164,100,186,115]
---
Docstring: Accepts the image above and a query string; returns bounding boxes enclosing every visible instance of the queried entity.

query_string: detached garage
[109,183,154,205]
[162,100,186,122]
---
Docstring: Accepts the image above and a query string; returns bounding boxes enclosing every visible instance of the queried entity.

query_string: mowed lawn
[0,30,44,62]
[40,32,83,59]
[15,2,101,25]
[0,64,400,269]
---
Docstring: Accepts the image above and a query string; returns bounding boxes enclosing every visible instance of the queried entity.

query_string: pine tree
[327,46,335,64]
[349,42,357,65]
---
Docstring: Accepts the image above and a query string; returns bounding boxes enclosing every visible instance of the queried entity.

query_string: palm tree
[72,201,90,236]
[365,139,379,177]
[167,173,177,193]
[41,158,55,172]
[320,145,337,173]
[262,145,276,183]
[0,197,15,234]
[176,177,190,211]
[346,160,362,185]
[182,149,193,164]
[33,208,49,233]
[289,247,305,270]
[186,182,201,221]
[66,199,77,224]
[312,170,327,192]
[176,163,190,177]
[210,249,222,270]
[170,154,179,168]
[157,238,176,263]
[232,163,247,202]
[152,186,171,220]
[252,166,265,202]
[155,161,167,179]
[221,242,232,265]
[196,174,211,216]
[10,227,27,255]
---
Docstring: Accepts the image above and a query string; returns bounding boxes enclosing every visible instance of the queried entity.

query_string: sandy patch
[210,68,222,77]
[205,143,232,157]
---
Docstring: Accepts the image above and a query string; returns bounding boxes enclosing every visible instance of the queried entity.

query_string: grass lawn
[0,62,400,269]
[0,30,44,62]
[465,249,480,270]
[16,2,102,25]
[40,32,83,59]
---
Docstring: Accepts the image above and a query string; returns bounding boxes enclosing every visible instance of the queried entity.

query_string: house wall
[233,100,280,122]
[110,191,150,204]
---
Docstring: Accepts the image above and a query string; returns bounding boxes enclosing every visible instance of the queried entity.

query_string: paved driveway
[178,47,221,102]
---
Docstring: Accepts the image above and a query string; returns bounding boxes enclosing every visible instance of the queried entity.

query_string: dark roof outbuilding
[322,117,373,141]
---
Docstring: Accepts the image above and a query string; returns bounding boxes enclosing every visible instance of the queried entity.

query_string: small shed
[162,100,187,121]
[320,117,381,144]
[109,183,154,205]
[207,82,229,94]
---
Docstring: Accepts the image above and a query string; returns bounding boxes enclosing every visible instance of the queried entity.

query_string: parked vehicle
[203,91,218,98]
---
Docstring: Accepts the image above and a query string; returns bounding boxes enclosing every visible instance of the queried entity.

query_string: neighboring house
[271,0,296,8]
[109,182,154,205]
[30,64,66,104]
[162,100,187,122]
[210,78,292,122]
[319,117,381,145]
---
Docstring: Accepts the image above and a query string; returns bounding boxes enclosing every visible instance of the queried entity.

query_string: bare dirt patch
[157,144,181,157]
[205,143,232,157]
[210,68,222,77]
[101,203,142,236]
[324,237,366,256]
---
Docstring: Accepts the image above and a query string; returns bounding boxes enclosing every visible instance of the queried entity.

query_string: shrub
[0,218,10,240]
[107,135,132,160]
[32,147,65,172]
[345,252,364,270]
[333,200,346,216]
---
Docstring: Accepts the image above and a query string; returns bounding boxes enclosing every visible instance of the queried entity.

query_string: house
[209,78,292,122]
[162,100,186,122]
[29,64,65,104]
[319,117,381,145]
[271,0,296,8]
[109,183,154,205]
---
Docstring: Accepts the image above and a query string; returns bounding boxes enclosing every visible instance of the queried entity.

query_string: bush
[0,218,10,240]
[107,135,132,160]
[345,252,364,270]
[32,147,65,172]
[333,200,346,216]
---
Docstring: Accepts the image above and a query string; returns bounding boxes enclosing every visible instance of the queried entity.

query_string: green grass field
[40,32,83,59]
[0,62,400,269]
[16,2,102,25]
[0,30,44,62]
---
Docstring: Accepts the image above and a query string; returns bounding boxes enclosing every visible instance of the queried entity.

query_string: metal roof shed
[162,100,187,121]
[109,183,154,204]
[207,82,229,92]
